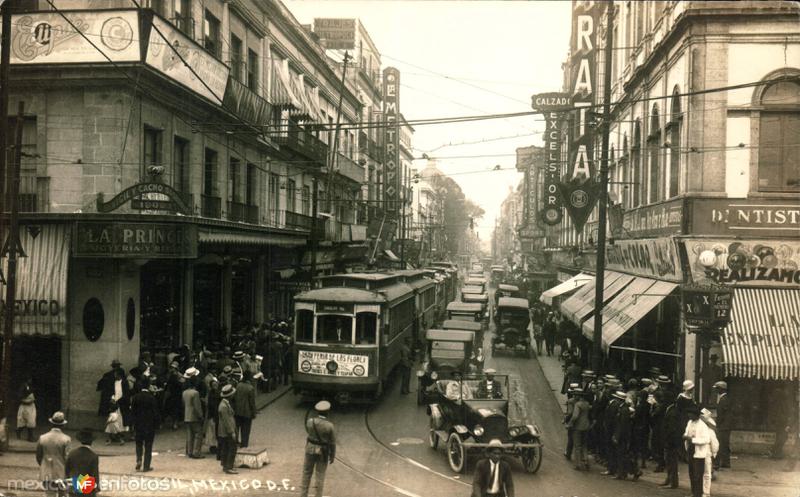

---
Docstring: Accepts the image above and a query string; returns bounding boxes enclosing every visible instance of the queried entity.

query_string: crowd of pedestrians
[560,363,731,497]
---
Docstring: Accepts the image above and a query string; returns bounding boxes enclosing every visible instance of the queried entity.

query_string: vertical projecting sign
[560,0,601,232]
[531,93,571,226]
[383,67,400,216]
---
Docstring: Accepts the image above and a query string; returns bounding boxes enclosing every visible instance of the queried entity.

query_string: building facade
[1,0,410,423]
[533,0,799,449]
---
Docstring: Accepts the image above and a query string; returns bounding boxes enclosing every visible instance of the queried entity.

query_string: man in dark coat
[601,391,623,477]
[233,372,256,448]
[713,381,731,469]
[218,385,238,474]
[476,369,503,399]
[471,439,514,497]
[96,359,125,417]
[661,396,683,489]
[650,389,667,472]
[543,314,557,357]
[613,393,639,480]
[399,337,413,395]
[65,429,100,496]
[130,378,159,472]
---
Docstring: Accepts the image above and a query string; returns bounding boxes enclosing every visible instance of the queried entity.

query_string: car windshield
[437,378,506,400]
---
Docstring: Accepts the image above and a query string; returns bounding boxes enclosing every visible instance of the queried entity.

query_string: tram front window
[317,315,353,344]
[296,310,314,342]
[355,312,377,345]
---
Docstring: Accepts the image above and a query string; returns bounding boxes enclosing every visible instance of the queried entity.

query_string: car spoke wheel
[521,446,542,473]
[447,432,466,473]
[429,430,438,450]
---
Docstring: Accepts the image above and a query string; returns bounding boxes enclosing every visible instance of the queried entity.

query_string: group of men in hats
[35,411,100,496]
[559,367,727,497]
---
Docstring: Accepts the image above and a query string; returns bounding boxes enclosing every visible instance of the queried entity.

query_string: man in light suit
[36,411,71,497]
[472,439,514,497]
[233,371,257,448]
[182,370,204,459]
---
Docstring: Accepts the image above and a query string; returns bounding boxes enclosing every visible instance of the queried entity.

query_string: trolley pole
[591,0,614,373]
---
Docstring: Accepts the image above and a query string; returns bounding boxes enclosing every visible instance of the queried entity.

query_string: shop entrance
[140,261,182,355]
[193,263,222,346]
[231,258,254,335]
[10,336,61,426]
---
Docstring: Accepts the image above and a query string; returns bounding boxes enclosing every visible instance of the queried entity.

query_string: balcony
[368,138,382,161]
[223,76,272,127]
[265,209,286,228]
[201,194,221,219]
[332,153,364,184]
[227,201,258,224]
[16,175,49,212]
[285,211,314,230]
[275,121,328,167]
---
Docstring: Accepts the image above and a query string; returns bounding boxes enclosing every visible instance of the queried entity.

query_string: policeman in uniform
[301,400,336,497]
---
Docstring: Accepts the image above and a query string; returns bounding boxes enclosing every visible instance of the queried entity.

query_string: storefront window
[141,261,181,353]
[728,378,798,432]
[296,310,314,342]
[231,260,253,334]
[126,298,135,341]
[355,312,377,345]
[194,263,222,345]
[82,298,104,342]
[317,315,353,344]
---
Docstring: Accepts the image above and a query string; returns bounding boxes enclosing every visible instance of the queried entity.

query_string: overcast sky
[285,0,573,242]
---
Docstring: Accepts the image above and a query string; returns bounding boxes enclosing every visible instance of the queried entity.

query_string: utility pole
[592,0,614,373]
[0,0,13,420]
[326,51,351,214]
[400,178,406,269]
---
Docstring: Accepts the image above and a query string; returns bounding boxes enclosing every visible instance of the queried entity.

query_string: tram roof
[426,329,474,343]
[446,302,483,312]
[296,281,414,304]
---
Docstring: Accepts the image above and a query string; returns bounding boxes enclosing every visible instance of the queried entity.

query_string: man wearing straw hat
[472,439,514,497]
[217,384,238,474]
[300,400,336,497]
[35,411,71,497]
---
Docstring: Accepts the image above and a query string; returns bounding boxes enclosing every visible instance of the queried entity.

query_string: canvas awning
[721,288,800,380]
[540,272,594,305]
[270,59,303,109]
[560,271,634,325]
[582,277,679,351]
[1,225,69,336]
[198,229,306,248]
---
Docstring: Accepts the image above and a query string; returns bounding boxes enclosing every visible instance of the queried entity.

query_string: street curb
[531,355,567,414]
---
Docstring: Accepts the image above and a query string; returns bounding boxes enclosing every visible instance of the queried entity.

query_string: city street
[3,288,796,497]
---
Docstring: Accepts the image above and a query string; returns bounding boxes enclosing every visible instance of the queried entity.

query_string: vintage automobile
[462,292,489,321]
[446,301,483,326]
[442,319,483,346]
[490,265,506,286]
[416,329,475,405]
[426,374,543,473]
[492,297,533,357]
[461,285,483,297]
[494,284,521,305]
[464,277,486,293]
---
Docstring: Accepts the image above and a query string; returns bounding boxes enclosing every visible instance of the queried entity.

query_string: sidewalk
[533,350,800,497]
[5,384,291,457]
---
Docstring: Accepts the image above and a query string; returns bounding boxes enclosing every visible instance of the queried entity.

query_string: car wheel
[521,446,542,474]
[447,432,466,473]
[429,429,438,450]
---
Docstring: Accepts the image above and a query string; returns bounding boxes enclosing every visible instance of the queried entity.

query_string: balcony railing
[201,194,221,219]
[265,209,286,228]
[333,153,364,183]
[16,175,49,212]
[368,138,381,161]
[169,15,195,38]
[285,211,314,230]
[275,121,329,167]
[227,201,258,224]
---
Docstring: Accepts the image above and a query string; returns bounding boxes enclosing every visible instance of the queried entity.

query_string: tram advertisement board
[297,350,369,377]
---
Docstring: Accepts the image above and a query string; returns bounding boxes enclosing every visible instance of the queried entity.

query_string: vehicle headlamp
[473,425,484,436]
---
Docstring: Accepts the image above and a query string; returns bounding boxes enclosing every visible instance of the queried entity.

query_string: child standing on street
[105,399,124,445]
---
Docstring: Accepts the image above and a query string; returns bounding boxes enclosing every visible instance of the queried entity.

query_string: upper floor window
[667,88,682,198]
[144,126,163,168]
[286,179,296,212]
[173,136,189,193]
[247,49,259,92]
[631,120,642,208]
[246,164,257,205]
[230,34,243,81]
[302,185,311,215]
[203,10,220,58]
[758,80,800,191]
[143,0,167,17]
[203,148,218,196]
[647,104,661,204]
[172,0,193,37]
[229,157,241,202]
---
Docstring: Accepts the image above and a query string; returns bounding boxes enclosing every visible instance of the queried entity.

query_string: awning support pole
[609,345,683,358]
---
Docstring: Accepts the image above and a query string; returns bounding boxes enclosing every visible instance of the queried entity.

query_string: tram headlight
[473,425,484,436]
[326,360,338,374]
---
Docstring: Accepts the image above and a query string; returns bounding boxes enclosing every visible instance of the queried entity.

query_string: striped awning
[540,272,593,305]
[270,59,303,110]
[722,288,800,380]
[198,229,306,248]
[0,225,69,336]
[560,271,634,325]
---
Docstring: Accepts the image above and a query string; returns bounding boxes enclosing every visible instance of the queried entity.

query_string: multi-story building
[540,1,799,449]
[1,0,377,423]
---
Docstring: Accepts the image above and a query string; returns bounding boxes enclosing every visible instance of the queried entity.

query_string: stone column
[254,254,267,323]
[182,260,194,347]
[223,258,233,341]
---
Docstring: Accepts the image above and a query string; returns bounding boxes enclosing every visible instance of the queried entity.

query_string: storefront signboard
[540,114,563,226]
[681,285,733,328]
[552,249,597,272]
[382,67,400,216]
[145,15,229,105]
[11,11,140,64]
[622,198,684,237]
[685,238,800,286]
[96,181,191,214]
[297,350,368,377]
[313,18,356,50]
[73,222,198,259]
[688,198,800,237]
[605,238,683,282]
